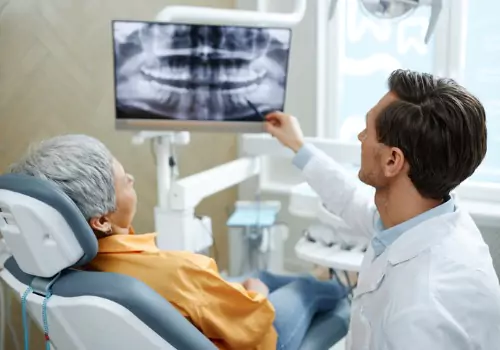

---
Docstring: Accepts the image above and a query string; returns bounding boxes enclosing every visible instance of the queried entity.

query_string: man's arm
[294,144,377,239]
[264,111,377,239]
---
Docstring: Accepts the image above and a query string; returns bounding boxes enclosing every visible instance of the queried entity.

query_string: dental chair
[0,173,215,350]
[0,174,350,350]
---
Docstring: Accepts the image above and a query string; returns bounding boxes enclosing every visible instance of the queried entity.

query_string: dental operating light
[358,0,443,43]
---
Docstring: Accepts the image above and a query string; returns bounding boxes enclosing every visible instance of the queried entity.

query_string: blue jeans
[229,271,348,350]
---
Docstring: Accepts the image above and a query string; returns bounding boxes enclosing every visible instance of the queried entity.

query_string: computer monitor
[112,20,292,133]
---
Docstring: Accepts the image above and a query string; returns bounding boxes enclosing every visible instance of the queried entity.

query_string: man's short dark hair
[376,69,487,200]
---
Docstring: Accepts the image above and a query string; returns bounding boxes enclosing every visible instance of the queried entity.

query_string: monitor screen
[112,20,292,133]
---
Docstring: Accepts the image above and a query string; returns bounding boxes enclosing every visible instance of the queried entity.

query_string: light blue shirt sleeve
[292,144,316,170]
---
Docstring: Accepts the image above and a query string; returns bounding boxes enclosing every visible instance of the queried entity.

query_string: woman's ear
[89,216,112,234]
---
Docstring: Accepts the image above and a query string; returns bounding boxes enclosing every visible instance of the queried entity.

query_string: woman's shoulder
[162,250,218,272]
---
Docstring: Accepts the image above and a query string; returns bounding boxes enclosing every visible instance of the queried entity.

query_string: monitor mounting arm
[156,0,306,28]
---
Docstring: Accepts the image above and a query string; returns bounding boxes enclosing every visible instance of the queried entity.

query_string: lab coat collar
[388,208,473,265]
[355,206,473,298]
[371,195,455,257]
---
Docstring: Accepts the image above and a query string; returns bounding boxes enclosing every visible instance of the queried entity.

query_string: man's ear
[383,147,405,178]
[89,216,112,233]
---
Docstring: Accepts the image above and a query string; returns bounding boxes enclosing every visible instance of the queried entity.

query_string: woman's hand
[264,111,305,153]
[242,278,270,297]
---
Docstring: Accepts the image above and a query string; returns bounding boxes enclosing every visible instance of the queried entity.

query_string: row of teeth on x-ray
[140,64,267,92]
[141,24,273,55]
[138,25,280,92]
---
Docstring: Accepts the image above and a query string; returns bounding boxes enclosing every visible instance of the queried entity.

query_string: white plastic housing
[169,157,261,211]
[241,134,361,164]
[0,269,174,350]
[295,237,365,272]
[156,0,306,27]
[0,190,84,278]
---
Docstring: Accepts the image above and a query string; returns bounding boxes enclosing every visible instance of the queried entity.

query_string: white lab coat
[300,146,500,350]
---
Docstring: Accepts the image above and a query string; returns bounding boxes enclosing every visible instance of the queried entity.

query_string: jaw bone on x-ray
[113,21,292,121]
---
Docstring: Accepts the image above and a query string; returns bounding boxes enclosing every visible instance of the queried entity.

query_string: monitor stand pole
[133,131,215,252]
[132,131,190,211]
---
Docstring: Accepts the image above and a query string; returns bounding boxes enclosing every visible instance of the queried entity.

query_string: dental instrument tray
[289,182,368,272]
[112,20,292,133]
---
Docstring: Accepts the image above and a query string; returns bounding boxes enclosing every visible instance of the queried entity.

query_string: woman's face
[108,159,137,234]
[90,158,137,235]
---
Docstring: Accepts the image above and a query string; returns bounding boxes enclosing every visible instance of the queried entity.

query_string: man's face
[357,92,399,188]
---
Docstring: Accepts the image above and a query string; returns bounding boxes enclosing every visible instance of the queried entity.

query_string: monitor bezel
[111,19,292,134]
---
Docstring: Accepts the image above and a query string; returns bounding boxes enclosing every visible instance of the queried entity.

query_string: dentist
[265,69,500,349]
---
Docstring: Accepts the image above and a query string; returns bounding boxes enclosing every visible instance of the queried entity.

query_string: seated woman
[9,134,348,350]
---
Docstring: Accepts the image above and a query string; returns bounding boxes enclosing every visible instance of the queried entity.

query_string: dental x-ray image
[113,20,292,122]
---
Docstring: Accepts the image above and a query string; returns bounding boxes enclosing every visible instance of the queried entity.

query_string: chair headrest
[0,173,98,277]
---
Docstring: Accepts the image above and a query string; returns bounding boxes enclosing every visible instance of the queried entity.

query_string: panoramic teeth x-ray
[113,21,292,121]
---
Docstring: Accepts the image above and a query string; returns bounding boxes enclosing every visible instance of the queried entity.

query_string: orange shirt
[86,233,278,350]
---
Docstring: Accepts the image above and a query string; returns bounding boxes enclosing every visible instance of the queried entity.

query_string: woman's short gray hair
[8,134,117,220]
